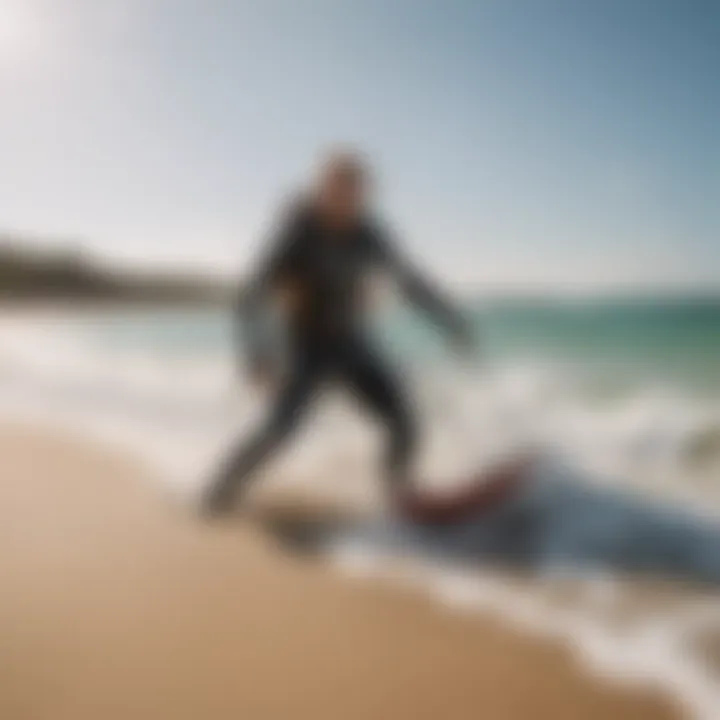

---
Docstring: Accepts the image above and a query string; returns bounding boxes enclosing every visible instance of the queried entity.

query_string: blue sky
[0,0,718,291]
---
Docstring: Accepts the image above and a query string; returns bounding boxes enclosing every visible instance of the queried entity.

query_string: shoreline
[0,421,680,719]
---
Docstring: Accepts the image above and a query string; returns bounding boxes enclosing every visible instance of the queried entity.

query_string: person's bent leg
[203,360,322,516]
[342,344,418,493]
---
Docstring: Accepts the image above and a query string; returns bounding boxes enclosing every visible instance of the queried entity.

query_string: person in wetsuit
[203,150,475,516]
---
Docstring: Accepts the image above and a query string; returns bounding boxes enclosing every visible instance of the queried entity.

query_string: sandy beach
[0,422,682,720]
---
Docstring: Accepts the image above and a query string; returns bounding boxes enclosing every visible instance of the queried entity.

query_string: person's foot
[199,481,236,520]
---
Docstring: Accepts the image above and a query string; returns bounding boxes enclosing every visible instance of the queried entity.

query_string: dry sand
[0,423,680,719]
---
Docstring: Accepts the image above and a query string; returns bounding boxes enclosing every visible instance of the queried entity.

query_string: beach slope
[0,424,678,720]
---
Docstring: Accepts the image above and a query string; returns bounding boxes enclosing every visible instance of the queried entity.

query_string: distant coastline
[2,234,717,309]
[0,236,231,306]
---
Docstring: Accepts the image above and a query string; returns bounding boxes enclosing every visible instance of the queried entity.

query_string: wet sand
[0,423,679,719]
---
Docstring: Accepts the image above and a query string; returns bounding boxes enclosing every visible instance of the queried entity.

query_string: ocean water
[26,296,718,494]
[1,296,719,717]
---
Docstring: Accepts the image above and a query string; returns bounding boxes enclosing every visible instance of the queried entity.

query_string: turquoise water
[90,295,720,395]
[474,296,720,393]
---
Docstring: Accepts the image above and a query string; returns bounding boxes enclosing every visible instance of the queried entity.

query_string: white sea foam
[0,309,719,717]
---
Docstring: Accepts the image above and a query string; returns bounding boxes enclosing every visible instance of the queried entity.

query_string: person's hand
[245,358,277,391]
[250,366,274,389]
[451,323,479,362]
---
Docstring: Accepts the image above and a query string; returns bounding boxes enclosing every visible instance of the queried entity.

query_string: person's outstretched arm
[371,224,474,350]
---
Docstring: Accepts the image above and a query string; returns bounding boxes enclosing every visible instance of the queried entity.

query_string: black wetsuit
[206,201,469,512]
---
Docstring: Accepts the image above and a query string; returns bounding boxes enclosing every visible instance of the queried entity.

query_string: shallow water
[1,303,719,717]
